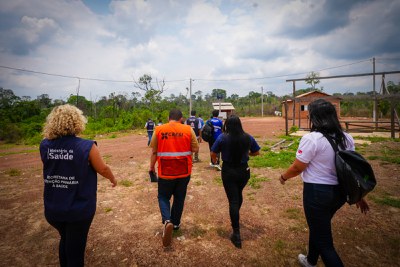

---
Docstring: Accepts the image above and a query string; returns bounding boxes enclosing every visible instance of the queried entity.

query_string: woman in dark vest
[210,114,260,248]
[40,104,117,267]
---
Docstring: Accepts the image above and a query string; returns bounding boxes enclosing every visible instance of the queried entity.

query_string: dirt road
[0,117,399,267]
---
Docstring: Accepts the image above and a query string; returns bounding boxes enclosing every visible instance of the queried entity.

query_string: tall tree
[0,88,20,108]
[305,71,320,90]
[134,74,165,114]
[211,89,227,100]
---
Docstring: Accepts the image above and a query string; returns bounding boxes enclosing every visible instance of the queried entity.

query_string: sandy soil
[0,117,399,267]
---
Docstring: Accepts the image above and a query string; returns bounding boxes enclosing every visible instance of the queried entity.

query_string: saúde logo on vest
[47,148,74,160]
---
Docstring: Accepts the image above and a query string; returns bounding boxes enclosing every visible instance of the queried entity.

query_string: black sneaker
[173,224,180,231]
[230,232,242,249]
[162,221,174,247]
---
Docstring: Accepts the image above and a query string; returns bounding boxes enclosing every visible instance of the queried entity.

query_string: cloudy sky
[0,0,399,101]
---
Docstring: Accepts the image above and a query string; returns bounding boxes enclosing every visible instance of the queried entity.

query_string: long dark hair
[308,98,347,149]
[222,114,251,163]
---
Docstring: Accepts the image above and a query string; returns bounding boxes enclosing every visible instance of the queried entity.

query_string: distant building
[212,102,235,119]
[282,90,341,119]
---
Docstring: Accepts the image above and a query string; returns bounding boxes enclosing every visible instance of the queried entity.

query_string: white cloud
[0,0,399,101]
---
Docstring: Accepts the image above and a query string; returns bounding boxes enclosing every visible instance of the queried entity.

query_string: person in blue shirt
[198,114,205,128]
[211,114,260,249]
[40,104,117,267]
[185,110,202,161]
[206,110,223,170]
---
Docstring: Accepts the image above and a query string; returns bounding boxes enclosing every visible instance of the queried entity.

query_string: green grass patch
[353,136,395,143]
[7,168,22,176]
[248,174,270,189]
[0,149,38,156]
[189,225,207,238]
[194,180,203,186]
[250,150,295,169]
[247,191,256,201]
[214,176,223,186]
[274,239,287,252]
[285,208,302,220]
[109,134,117,139]
[120,179,133,187]
[371,195,400,208]
[104,207,113,213]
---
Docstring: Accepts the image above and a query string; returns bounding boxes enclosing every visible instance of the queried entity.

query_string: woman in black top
[211,115,260,248]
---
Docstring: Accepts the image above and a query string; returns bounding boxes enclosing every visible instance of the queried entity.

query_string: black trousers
[221,163,250,229]
[47,216,94,267]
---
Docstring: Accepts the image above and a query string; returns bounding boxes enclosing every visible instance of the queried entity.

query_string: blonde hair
[43,104,87,139]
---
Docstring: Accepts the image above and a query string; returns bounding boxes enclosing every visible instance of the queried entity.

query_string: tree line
[1,74,399,144]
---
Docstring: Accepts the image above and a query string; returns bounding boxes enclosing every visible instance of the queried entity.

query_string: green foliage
[289,125,299,133]
[2,80,399,145]
[0,123,23,143]
[305,71,320,90]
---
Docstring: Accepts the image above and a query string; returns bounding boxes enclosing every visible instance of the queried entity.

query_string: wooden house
[282,91,341,119]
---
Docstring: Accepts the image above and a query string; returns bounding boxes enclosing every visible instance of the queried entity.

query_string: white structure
[212,102,235,119]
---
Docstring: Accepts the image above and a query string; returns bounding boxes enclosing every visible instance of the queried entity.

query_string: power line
[0,65,187,83]
[0,58,391,84]
[194,59,371,82]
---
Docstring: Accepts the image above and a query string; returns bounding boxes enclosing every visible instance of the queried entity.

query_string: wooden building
[282,91,341,119]
[212,102,235,119]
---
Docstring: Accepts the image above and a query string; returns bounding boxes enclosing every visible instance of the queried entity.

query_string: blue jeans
[147,131,153,146]
[47,216,94,267]
[221,163,250,229]
[158,176,190,226]
[303,182,346,267]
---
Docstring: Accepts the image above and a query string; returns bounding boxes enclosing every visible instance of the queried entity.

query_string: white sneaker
[214,165,221,171]
[298,254,316,267]
[209,163,214,167]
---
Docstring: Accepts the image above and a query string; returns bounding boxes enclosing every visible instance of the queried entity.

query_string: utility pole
[261,86,264,117]
[373,57,376,123]
[189,78,192,115]
[76,78,80,107]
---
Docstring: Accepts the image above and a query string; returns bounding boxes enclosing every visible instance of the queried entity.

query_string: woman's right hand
[356,198,370,214]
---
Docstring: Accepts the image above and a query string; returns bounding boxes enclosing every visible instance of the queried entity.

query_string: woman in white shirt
[279,99,369,267]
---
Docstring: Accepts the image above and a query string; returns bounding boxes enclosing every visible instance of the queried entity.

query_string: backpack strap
[323,134,339,153]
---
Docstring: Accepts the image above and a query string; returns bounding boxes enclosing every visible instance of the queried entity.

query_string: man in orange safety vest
[149,109,199,247]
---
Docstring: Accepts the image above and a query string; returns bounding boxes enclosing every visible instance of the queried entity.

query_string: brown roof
[284,90,341,103]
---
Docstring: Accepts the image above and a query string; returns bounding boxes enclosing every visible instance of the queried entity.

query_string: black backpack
[324,134,377,205]
[201,121,214,142]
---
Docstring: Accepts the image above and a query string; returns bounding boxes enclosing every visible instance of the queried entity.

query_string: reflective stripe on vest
[157,151,192,157]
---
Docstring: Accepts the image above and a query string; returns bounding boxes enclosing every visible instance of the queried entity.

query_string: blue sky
[0,0,399,101]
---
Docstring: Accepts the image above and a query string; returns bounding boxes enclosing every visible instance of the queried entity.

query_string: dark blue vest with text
[40,136,97,222]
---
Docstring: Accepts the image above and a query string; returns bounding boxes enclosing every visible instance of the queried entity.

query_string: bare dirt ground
[0,117,399,267]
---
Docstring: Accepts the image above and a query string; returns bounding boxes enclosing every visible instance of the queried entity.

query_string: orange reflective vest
[155,121,193,179]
